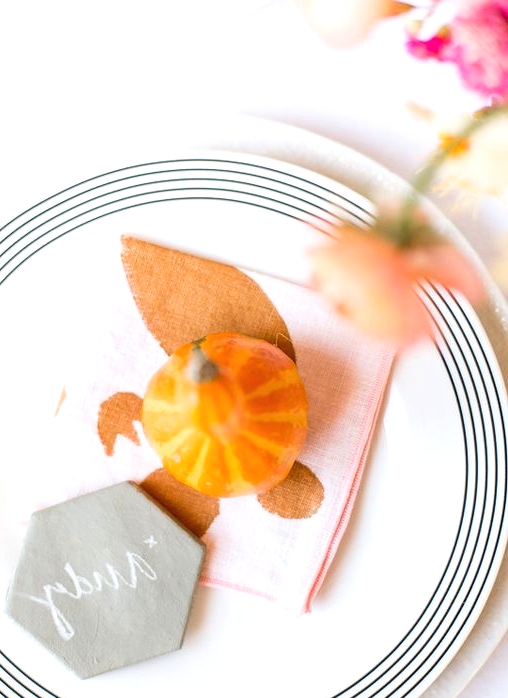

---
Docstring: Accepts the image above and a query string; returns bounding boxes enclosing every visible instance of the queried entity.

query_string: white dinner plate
[1,138,507,698]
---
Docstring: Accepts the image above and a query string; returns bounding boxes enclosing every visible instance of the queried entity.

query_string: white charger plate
[0,139,507,698]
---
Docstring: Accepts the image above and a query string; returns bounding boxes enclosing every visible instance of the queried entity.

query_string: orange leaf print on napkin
[121,236,296,360]
[97,237,324,536]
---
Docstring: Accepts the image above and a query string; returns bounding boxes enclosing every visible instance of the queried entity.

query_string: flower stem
[393,103,508,247]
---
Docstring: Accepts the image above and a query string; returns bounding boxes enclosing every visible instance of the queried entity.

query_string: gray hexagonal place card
[5,481,205,678]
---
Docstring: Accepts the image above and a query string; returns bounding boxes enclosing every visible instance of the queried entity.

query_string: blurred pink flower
[451,0,508,100]
[310,226,484,348]
[406,29,451,60]
[296,0,411,47]
[407,0,508,100]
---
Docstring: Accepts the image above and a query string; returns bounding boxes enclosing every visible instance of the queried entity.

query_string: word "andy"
[25,550,157,641]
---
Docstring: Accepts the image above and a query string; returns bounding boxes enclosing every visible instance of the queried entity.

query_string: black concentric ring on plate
[0,158,375,283]
[0,156,507,698]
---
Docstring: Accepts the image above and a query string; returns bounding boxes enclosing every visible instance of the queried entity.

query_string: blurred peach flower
[310,225,484,348]
[296,0,411,47]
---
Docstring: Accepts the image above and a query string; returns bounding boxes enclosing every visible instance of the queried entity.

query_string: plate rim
[1,125,507,698]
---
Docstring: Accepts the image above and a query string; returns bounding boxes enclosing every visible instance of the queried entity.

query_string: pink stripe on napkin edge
[301,351,394,614]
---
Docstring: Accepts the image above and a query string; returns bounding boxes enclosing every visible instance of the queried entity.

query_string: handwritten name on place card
[26,547,158,641]
[5,482,205,678]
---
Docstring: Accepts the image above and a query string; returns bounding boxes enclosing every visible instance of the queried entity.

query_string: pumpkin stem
[187,343,220,383]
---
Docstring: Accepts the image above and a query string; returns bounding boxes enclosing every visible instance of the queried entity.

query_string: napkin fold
[20,235,394,614]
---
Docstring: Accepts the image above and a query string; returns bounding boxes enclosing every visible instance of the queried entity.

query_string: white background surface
[0,1,507,696]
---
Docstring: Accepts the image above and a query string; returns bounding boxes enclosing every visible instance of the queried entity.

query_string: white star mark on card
[144,536,157,549]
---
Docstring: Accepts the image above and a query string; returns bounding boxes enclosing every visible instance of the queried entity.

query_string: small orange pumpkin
[141,332,308,497]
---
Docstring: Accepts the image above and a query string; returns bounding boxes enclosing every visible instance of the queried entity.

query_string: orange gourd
[141,332,308,497]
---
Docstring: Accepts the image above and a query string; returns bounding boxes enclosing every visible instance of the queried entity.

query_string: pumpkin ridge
[245,386,307,415]
[143,398,184,414]
[239,430,289,457]
[158,426,196,459]
[248,411,307,425]
[223,443,255,491]
[227,349,256,374]
[184,438,211,490]
[243,370,301,400]
[229,438,279,484]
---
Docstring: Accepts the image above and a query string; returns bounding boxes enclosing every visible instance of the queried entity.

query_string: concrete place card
[5,481,205,678]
